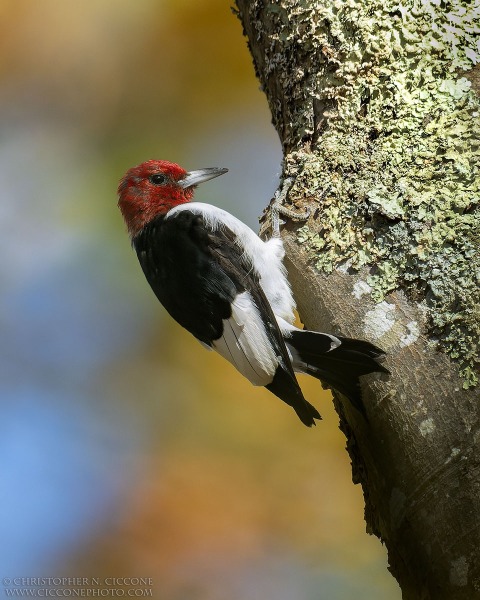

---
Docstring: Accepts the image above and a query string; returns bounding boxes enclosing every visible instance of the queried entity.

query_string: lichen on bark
[251,0,479,386]
[236,1,480,595]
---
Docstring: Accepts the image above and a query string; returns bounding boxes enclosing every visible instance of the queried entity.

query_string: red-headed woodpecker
[118,160,387,426]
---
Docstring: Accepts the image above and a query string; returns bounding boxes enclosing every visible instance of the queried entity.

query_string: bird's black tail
[286,330,388,417]
[265,365,322,427]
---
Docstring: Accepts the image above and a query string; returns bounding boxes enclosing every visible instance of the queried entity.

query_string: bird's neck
[119,190,193,238]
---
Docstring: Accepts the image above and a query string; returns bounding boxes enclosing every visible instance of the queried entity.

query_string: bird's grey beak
[179,167,228,189]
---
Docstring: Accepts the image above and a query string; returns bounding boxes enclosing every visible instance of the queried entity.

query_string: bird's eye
[148,173,167,185]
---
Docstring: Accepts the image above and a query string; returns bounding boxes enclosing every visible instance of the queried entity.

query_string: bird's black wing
[134,210,242,344]
[133,210,320,426]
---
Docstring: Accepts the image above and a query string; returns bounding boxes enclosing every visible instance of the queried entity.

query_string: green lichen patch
[276,0,479,386]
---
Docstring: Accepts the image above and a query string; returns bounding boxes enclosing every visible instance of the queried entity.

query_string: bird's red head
[118,159,228,238]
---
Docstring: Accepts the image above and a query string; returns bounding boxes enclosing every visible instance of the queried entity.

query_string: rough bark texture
[235,1,480,598]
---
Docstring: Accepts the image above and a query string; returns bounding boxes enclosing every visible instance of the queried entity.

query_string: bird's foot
[271,177,310,238]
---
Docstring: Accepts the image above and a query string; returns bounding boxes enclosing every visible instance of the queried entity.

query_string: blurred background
[0,1,400,598]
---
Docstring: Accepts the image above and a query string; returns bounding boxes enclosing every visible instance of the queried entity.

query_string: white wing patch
[212,291,278,386]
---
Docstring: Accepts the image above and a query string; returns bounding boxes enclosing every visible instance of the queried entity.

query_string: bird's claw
[270,177,310,238]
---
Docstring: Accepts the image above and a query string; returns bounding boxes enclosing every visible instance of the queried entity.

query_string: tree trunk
[235,1,480,598]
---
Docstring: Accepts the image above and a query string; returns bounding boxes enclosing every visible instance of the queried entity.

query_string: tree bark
[235,1,480,598]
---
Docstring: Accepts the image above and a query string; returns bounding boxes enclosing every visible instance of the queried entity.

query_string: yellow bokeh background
[0,1,400,598]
